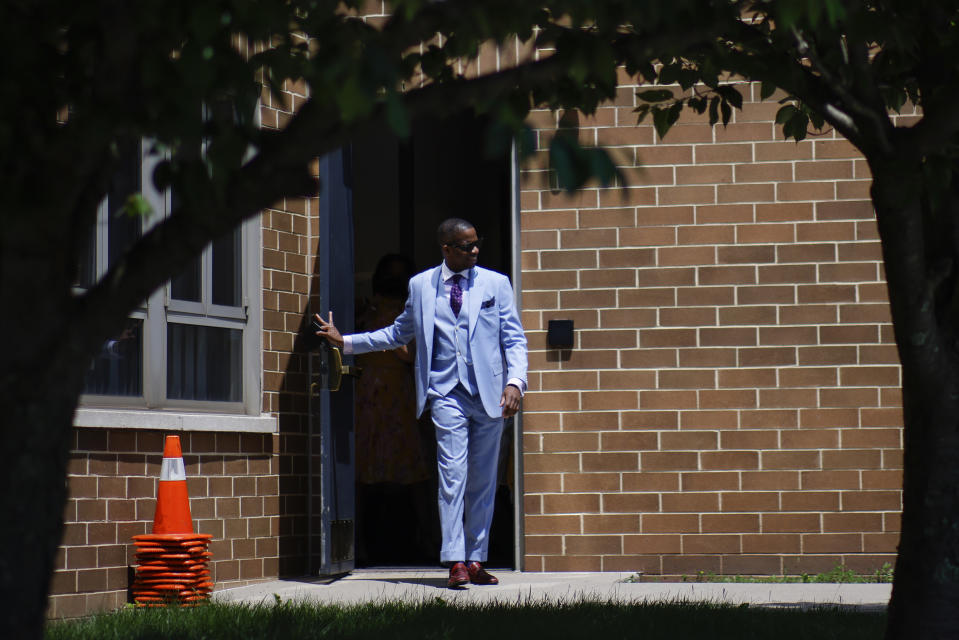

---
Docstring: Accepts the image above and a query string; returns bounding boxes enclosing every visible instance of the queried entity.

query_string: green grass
[45,599,886,640]
[666,563,895,585]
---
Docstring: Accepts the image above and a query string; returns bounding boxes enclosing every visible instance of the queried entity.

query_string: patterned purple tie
[450,274,463,317]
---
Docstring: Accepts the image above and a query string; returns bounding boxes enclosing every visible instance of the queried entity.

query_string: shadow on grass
[46,599,887,640]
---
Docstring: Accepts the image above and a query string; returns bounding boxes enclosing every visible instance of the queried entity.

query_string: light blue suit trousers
[431,386,503,563]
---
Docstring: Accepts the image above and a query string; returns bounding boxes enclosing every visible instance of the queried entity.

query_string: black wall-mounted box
[546,319,574,348]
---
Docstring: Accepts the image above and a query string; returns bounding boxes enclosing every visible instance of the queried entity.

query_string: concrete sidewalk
[213,570,891,611]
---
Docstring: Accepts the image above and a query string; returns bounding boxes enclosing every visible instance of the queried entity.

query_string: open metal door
[314,147,356,577]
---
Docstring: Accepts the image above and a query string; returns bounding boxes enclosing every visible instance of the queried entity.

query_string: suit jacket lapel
[422,265,441,350]
[468,267,482,337]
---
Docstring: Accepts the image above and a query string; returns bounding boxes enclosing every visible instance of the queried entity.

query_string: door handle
[324,345,362,392]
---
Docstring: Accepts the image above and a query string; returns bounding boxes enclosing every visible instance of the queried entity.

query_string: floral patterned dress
[354,295,431,485]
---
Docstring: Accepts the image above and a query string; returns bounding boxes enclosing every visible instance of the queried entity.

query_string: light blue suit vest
[430,282,476,397]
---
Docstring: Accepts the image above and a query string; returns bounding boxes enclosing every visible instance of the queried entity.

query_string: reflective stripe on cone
[152,435,193,534]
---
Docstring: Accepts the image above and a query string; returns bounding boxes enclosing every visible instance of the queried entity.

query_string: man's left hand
[500,384,522,418]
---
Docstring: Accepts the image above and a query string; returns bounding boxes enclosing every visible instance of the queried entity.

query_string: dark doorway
[350,110,515,568]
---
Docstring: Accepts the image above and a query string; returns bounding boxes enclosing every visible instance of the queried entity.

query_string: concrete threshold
[213,569,891,612]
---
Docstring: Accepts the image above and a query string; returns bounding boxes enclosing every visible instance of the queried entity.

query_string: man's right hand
[313,311,344,347]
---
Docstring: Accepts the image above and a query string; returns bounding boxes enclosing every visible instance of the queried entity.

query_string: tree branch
[73,52,572,343]
[712,20,878,151]
[909,83,959,156]
[789,27,893,154]
[845,31,892,132]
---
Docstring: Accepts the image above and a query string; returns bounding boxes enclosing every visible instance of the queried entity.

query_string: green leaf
[658,61,680,85]
[823,0,847,25]
[809,109,825,131]
[119,194,153,219]
[385,91,410,139]
[548,136,579,192]
[668,100,683,127]
[651,107,668,140]
[708,96,720,126]
[333,63,378,122]
[637,61,656,83]
[420,45,448,79]
[775,105,799,125]
[634,104,651,124]
[585,147,620,188]
[784,112,809,142]
[676,68,699,91]
[652,102,684,141]
[548,132,620,192]
[884,88,907,113]
[636,89,675,103]
[515,125,537,159]
[700,58,720,90]
[483,119,513,158]
[760,82,777,101]
[717,85,743,109]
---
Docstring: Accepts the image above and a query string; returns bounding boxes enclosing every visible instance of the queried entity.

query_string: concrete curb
[213,570,891,611]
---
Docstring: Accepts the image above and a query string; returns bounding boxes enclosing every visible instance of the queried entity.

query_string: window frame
[78,141,263,417]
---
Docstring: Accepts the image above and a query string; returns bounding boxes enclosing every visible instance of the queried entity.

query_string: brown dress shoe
[467,561,499,585]
[448,562,469,588]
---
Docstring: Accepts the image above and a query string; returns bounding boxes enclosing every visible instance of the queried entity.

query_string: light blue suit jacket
[349,264,528,419]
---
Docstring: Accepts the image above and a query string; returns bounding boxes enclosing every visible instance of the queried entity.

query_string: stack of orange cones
[130,435,214,606]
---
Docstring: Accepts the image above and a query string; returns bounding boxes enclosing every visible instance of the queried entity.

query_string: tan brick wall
[49,429,279,618]
[519,80,907,575]
[260,73,317,574]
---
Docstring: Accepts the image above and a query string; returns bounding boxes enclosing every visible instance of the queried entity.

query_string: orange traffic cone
[130,435,214,607]
[130,533,214,606]
[153,435,193,534]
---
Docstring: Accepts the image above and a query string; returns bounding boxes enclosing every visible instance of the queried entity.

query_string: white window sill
[74,408,277,433]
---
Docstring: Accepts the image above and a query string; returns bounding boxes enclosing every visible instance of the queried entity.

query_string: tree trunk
[872,157,959,639]
[887,362,959,639]
[0,360,84,638]
[0,200,104,637]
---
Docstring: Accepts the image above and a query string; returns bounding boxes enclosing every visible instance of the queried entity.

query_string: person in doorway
[352,254,433,564]
[314,217,528,588]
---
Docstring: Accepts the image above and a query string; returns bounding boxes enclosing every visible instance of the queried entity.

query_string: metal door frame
[311,147,356,577]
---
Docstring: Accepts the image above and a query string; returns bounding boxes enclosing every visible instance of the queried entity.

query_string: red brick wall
[519,80,908,575]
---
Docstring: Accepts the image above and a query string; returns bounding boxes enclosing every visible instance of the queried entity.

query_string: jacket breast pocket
[478,305,498,331]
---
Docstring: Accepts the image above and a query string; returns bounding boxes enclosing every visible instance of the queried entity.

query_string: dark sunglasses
[446,238,484,252]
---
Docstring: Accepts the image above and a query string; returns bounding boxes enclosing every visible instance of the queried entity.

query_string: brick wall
[259,70,319,576]
[49,429,279,618]
[519,80,908,575]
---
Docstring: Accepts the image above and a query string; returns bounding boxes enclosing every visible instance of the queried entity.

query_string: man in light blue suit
[314,218,528,588]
